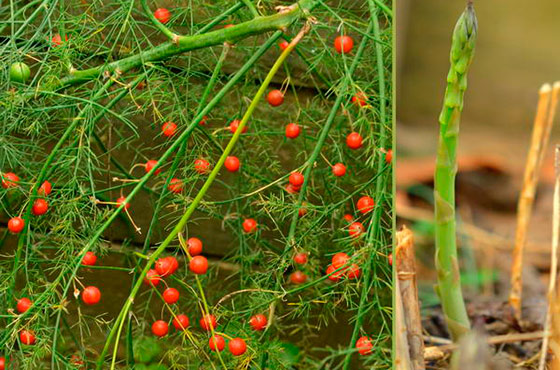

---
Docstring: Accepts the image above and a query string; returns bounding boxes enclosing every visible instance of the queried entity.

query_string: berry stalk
[434,2,477,341]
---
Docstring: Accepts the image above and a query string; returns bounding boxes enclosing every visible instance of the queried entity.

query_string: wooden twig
[396,226,425,369]
[395,277,414,370]
[510,83,557,320]
[539,145,560,370]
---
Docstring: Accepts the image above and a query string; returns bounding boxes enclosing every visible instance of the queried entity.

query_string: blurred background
[396,0,560,343]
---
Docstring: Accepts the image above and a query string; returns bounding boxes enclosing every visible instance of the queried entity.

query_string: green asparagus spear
[434,1,477,341]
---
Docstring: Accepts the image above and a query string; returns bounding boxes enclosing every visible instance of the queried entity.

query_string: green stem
[51,0,318,90]
[434,2,477,341]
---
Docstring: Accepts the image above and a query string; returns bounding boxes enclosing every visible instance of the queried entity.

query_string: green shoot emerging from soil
[434,1,477,341]
[0,0,392,369]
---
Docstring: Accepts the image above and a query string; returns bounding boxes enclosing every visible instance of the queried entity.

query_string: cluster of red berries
[325,252,361,281]
[286,171,304,193]
[2,173,52,234]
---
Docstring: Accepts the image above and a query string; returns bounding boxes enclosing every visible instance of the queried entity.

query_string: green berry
[10,62,31,83]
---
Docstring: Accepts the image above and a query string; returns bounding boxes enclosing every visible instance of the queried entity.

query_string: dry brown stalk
[539,145,560,370]
[395,277,413,370]
[510,83,559,320]
[550,285,560,369]
[396,226,425,370]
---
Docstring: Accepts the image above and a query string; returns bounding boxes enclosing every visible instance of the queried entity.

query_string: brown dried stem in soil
[395,277,413,370]
[539,144,560,370]
[396,226,425,370]
[510,82,560,320]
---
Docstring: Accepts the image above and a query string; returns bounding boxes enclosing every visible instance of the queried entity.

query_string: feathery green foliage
[0,0,392,368]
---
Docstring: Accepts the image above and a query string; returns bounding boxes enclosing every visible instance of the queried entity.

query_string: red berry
[229,119,247,134]
[16,297,32,313]
[290,270,307,284]
[326,264,343,282]
[82,286,101,305]
[285,123,300,139]
[200,314,217,331]
[1,172,19,189]
[388,253,393,266]
[32,199,48,216]
[351,92,367,107]
[70,355,83,366]
[189,256,208,275]
[194,159,210,174]
[209,335,225,352]
[172,314,190,330]
[346,132,363,149]
[349,222,364,238]
[152,320,169,337]
[162,121,177,137]
[168,178,183,193]
[385,149,393,164]
[249,314,267,331]
[293,252,308,265]
[356,336,373,355]
[38,180,52,196]
[144,269,161,286]
[332,163,346,177]
[168,256,179,274]
[286,183,300,194]
[279,40,289,50]
[224,156,240,172]
[0,357,5,370]
[298,204,308,217]
[155,257,173,277]
[156,256,179,277]
[242,218,257,233]
[145,160,161,175]
[347,264,361,279]
[334,35,354,54]
[198,115,208,126]
[223,24,234,29]
[228,338,247,356]
[116,196,130,210]
[357,196,374,214]
[163,287,180,304]
[187,237,203,256]
[154,8,171,24]
[8,217,24,233]
[51,33,68,46]
[267,89,284,107]
[82,251,97,266]
[343,214,353,223]
[332,252,350,269]
[19,329,36,345]
[289,172,304,187]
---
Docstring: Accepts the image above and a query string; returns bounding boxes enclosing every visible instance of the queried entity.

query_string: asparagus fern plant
[0,0,392,368]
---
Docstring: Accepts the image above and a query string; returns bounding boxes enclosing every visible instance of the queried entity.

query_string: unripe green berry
[10,62,31,83]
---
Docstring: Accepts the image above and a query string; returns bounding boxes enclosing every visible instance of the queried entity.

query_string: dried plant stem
[510,82,559,320]
[538,145,560,370]
[395,278,413,370]
[396,226,425,370]
[551,286,560,370]
[434,2,477,341]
